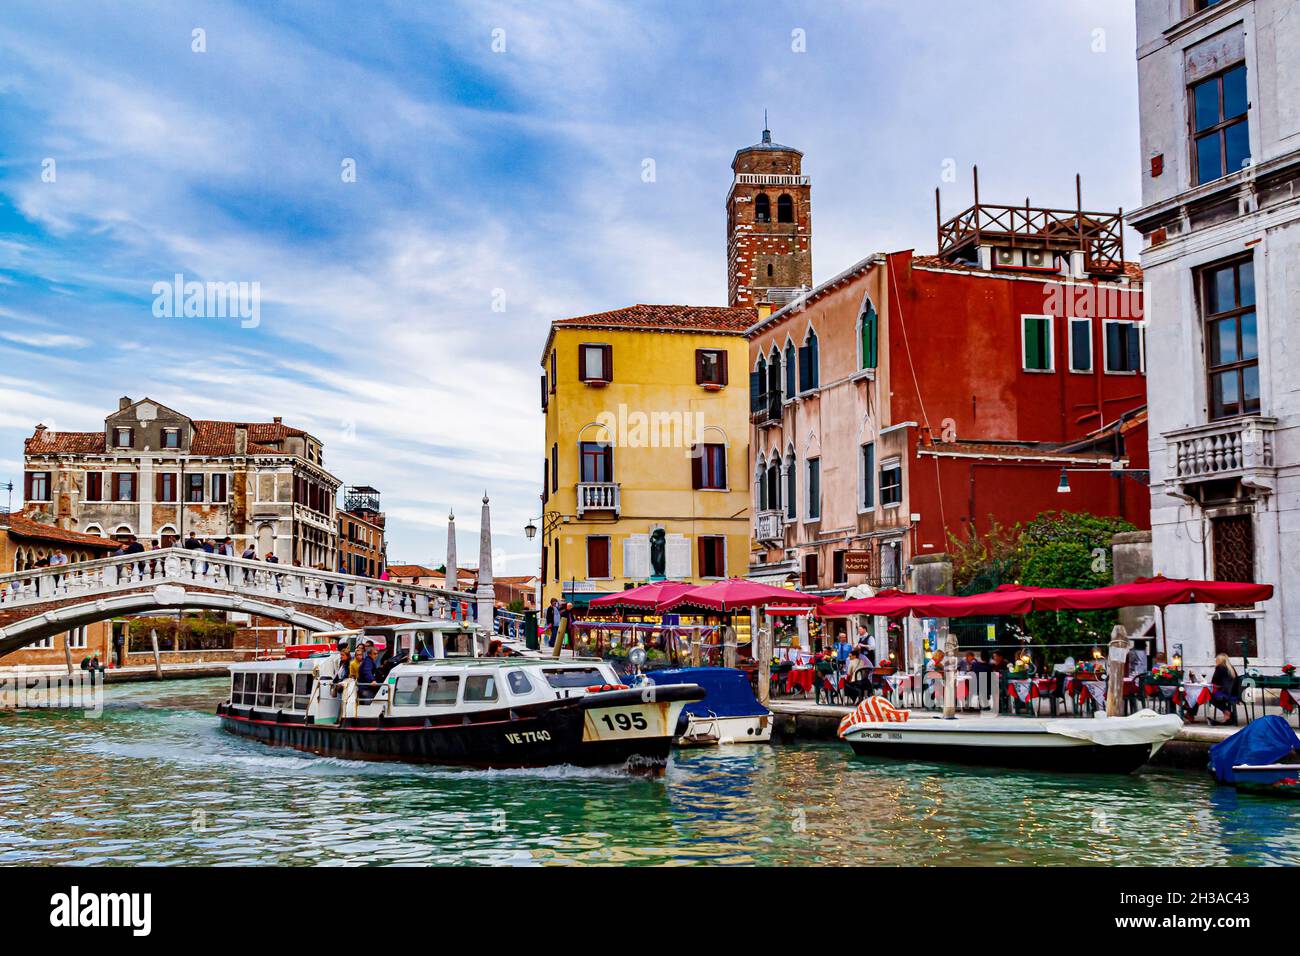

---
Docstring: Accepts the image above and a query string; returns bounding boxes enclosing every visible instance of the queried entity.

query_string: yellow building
[539,304,754,605]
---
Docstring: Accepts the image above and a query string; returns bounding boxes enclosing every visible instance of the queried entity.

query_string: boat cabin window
[464,675,498,703]
[542,667,606,689]
[257,673,274,708]
[294,673,314,710]
[425,676,460,707]
[231,673,252,706]
[507,671,534,696]
[393,675,423,707]
[274,673,294,710]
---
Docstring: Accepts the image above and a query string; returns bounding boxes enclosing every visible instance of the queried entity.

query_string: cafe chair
[1208,674,1244,727]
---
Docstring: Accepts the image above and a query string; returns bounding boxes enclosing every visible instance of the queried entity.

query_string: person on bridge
[183,531,202,551]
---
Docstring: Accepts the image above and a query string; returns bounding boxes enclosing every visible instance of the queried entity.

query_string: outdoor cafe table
[1006,677,1058,715]
[1245,674,1300,722]
[921,671,976,710]
[882,673,917,706]
[1065,676,1108,713]
[785,667,814,696]
[1177,681,1214,713]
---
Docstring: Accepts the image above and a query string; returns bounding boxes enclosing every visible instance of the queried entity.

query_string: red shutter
[697,537,707,575]
[23,472,33,501]
[695,349,706,385]
[601,344,612,382]
[690,446,702,489]
[155,473,163,501]
[719,351,729,386]
[577,345,589,382]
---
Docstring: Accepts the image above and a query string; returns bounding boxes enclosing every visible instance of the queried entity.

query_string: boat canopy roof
[1209,715,1300,783]
[642,667,768,718]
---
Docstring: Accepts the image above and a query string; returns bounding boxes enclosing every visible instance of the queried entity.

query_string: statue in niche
[649,528,666,579]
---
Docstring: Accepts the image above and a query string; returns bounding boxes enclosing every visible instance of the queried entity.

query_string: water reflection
[0,679,1297,866]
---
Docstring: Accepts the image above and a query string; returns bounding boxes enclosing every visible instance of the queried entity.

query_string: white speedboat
[840,701,1183,774]
[632,666,772,745]
[217,622,703,771]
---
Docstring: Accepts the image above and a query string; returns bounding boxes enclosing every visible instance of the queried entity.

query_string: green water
[1,678,1297,866]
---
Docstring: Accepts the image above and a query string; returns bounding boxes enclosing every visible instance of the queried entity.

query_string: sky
[0,0,1143,574]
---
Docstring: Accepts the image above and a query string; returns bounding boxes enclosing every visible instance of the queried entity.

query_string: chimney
[234,424,249,457]
[119,396,132,411]
[273,416,282,425]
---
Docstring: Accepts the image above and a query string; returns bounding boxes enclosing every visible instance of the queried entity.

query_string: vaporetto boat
[217,622,704,771]
[837,697,1184,774]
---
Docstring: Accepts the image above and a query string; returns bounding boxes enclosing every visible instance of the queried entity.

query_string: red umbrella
[1031,575,1273,612]
[588,581,696,610]
[819,589,924,618]
[657,578,822,613]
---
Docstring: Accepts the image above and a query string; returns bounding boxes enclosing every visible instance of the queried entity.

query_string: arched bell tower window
[777,194,794,223]
[755,193,771,223]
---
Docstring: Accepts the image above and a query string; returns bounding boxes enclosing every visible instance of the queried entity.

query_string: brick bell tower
[726,118,812,310]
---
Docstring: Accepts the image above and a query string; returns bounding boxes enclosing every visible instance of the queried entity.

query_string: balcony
[1165,417,1277,494]
[750,392,783,427]
[576,482,620,517]
[755,510,785,542]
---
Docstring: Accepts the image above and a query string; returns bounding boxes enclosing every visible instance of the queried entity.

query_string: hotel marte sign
[843,551,872,575]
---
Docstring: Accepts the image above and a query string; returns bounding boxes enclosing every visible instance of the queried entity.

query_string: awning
[659,578,823,613]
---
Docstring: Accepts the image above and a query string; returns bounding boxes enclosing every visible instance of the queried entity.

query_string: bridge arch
[0,587,338,658]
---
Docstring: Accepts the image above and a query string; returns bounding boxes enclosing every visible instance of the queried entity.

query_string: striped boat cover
[837,696,911,738]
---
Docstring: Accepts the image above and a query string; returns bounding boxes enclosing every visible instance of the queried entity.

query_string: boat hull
[677,713,773,747]
[844,719,1172,774]
[217,686,702,771]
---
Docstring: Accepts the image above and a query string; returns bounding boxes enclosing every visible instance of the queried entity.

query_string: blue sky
[0,0,1141,571]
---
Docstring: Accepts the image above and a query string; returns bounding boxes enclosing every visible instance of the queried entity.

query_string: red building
[748,180,1148,597]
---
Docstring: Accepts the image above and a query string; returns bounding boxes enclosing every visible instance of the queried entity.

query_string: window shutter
[691,446,702,489]
[601,344,612,382]
[717,446,728,490]
[809,335,819,388]
[749,370,761,412]
[665,535,691,579]
[602,444,614,482]
[695,350,706,385]
[697,537,708,576]
[23,472,32,501]
[863,443,875,509]
[799,344,811,392]
[719,352,728,386]
[540,374,548,410]
[155,473,164,501]
[577,345,588,382]
[624,535,650,579]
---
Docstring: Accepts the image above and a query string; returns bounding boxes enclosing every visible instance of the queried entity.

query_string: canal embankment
[0,662,229,683]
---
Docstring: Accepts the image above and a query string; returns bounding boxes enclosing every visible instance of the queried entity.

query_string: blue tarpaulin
[1208,716,1300,783]
[641,667,769,719]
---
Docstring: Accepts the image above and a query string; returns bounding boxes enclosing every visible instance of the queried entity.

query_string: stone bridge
[0,548,478,656]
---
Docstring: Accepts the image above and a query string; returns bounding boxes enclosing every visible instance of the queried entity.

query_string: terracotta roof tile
[386,564,439,578]
[554,304,755,334]
[24,420,310,457]
[0,512,120,550]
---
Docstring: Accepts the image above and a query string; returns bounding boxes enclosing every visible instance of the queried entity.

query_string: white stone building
[1130,0,1299,668]
[22,397,340,567]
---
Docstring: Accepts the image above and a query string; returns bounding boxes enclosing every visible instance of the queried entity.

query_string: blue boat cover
[643,667,769,719]
[1208,715,1300,783]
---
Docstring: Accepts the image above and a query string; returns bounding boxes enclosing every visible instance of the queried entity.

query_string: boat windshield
[541,667,607,689]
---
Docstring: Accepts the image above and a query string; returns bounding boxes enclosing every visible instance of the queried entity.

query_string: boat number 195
[601,713,648,732]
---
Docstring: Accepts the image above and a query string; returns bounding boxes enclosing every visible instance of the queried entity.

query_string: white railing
[735,173,809,187]
[576,482,620,517]
[0,547,474,619]
[755,510,784,542]
[1166,416,1276,486]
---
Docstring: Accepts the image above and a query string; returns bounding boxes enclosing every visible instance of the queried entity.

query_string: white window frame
[29,635,54,650]
[1103,319,1146,375]
[1020,314,1055,373]
[83,471,107,503]
[1068,317,1093,373]
[68,627,88,650]
[880,457,903,508]
[161,427,181,449]
[26,471,53,503]
[210,473,230,503]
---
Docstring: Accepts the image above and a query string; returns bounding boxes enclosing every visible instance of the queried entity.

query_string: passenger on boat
[415,639,434,662]
[334,647,353,693]
[357,644,382,700]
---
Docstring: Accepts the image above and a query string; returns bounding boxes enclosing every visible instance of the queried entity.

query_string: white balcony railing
[576,482,620,517]
[1165,416,1277,493]
[755,510,784,542]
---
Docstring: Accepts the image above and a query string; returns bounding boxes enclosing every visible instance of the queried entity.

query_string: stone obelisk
[444,509,457,592]
[476,493,495,632]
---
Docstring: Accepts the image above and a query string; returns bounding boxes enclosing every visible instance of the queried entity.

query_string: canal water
[1,678,1297,866]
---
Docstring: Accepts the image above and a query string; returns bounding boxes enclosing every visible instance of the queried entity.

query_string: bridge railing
[0,548,476,621]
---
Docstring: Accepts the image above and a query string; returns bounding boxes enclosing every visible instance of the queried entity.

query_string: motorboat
[838,697,1183,774]
[633,667,772,746]
[1209,715,1300,796]
[217,622,704,771]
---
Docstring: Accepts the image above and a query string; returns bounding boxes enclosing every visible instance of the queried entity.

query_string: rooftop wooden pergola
[936,167,1125,277]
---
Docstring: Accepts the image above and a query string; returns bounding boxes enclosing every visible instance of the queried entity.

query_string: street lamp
[524,519,538,541]
[1057,468,1071,494]
[1055,463,1149,495]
